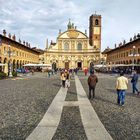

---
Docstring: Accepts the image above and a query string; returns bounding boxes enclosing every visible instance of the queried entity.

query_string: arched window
[64,42,69,50]
[77,43,82,50]
[95,19,99,25]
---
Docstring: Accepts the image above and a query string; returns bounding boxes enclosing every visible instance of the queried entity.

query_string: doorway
[52,62,57,70]
[65,62,69,69]
[77,62,82,69]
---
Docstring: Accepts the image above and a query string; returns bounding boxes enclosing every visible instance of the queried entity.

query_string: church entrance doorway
[52,62,57,70]
[77,62,82,69]
[65,62,69,69]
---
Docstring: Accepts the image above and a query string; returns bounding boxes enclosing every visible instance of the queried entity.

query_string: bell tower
[89,13,101,51]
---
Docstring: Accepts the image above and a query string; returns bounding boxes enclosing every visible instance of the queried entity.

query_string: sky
[0,0,140,51]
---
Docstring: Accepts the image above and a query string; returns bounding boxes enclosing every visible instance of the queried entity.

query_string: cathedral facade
[44,14,102,70]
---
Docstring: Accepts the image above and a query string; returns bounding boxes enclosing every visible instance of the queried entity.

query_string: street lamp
[8,44,13,77]
[4,43,15,77]
[132,46,136,71]
[132,45,139,71]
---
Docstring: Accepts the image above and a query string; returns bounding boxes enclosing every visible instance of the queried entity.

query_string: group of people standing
[87,70,139,106]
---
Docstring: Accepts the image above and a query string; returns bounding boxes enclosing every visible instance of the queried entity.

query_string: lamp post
[132,45,136,71]
[7,44,13,77]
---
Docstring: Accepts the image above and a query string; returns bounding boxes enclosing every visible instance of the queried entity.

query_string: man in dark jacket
[87,71,98,99]
[131,70,139,95]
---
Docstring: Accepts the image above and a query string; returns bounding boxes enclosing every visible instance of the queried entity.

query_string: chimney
[28,43,31,48]
[26,42,28,46]
[23,40,25,45]
[8,33,11,39]
[133,34,137,40]
[19,38,21,43]
[119,42,122,47]
[3,29,6,36]
[12,34,16,41]
[123,40,126,45]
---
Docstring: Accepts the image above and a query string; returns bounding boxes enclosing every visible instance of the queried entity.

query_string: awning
[0,63,6,66]
[37,64,51,67]
[23,63,38,67]
[23,63,52,67]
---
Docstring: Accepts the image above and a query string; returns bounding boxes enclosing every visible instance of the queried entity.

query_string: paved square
[0,72,140,140]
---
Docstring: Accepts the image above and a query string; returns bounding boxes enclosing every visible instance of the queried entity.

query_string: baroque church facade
[44,14,101,70]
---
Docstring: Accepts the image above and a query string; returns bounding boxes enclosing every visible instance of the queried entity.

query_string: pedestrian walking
[116,72,128,106]
[48,70,51,77]
[31,69,34,75]
[61,71,66,88]
[131,70,140,95]
[65,70,70,88]
[87,71,98,99]
[84,68,88,76]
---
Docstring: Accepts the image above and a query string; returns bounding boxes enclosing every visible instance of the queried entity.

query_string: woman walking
[61,71,66,88]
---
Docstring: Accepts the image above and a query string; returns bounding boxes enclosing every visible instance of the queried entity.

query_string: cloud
[0,0,140,51]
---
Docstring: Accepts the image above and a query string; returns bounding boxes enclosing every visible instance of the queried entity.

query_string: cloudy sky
[0,0,140,51]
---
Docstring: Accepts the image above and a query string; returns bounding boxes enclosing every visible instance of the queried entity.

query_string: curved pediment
[58,29,88,39]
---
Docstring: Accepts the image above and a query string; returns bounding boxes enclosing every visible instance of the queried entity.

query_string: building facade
[106,34,140,71]
[44,14,102,70]
[0,30,40,74]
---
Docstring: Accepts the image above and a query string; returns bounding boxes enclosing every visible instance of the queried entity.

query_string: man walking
[131,70,140,95]
[87,71,98,99]
[116,72,128,106]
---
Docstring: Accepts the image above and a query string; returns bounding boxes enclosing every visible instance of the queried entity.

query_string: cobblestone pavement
[0,72,140,140]
[0,73,60,139]
[52,106,88,140]
[79,72,140,140]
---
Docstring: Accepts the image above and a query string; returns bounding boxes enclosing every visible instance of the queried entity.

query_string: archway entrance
[77,62,82,69]
[52,62,57,70]
[0,57,2,72]
[13,59,16,71]
[65,62,69,69]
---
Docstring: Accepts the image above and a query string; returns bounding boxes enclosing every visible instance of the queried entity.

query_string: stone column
[4,63,8,75]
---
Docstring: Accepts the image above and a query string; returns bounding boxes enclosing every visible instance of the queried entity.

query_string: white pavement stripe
[75,75,113,140]
[26,87,68,140]
[64,101,79,106]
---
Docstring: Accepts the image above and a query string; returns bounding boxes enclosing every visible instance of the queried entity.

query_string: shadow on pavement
[95,96,117,106]
[67,91,76,95]
[106,88,117,93]
[53,83,61,87]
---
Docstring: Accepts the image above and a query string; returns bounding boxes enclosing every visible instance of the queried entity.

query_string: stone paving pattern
[0,72,140,140]
[0,73,60,139]
[65,78,77,101]
[79,72,140,140]
[52,106,88,140]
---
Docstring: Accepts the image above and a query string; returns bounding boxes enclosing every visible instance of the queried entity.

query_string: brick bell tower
[89,13,101,51]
